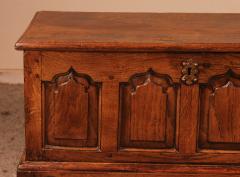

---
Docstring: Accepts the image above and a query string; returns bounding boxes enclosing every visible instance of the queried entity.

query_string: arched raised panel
[130,81,167,142]
[120,69,178,150]
[199,70,240,150]
[53,78,89,140]
[44,68,101,148]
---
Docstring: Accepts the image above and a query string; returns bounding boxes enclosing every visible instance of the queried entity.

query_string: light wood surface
[16,11,240,52]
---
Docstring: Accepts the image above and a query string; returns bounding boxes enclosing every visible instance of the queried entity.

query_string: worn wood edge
[17,155,240,175]
[16,171,240,177]
[15,11,240,52]
[15,41,240,53]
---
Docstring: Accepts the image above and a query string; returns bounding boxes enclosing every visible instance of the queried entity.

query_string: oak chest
[16,12,240,177]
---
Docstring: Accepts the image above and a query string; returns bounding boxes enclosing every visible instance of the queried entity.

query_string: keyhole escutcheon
[181,59,199,85]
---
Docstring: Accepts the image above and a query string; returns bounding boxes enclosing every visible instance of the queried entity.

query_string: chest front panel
[24,51,240,164]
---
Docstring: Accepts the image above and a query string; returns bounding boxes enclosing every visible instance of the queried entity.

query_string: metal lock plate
[181,59,199,85]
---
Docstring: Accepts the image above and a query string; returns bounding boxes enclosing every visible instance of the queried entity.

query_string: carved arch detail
[44,67,100,148]
[120,69,178,149]
[128,68,175,93]
[49,67,98,91]
[208,69,240,92]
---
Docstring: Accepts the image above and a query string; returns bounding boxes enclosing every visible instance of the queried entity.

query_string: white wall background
[1,0,240,70]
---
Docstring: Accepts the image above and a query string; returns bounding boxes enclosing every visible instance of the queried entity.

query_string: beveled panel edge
[118,69,179,151]
[41,67,102,151]
[198,69,240,152]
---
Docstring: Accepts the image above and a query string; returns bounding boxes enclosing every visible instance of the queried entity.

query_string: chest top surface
[16,11,240,52]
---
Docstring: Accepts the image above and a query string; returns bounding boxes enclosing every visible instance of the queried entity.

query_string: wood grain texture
[16,12,240,52]
[178,85,199,153]
[130,82,167,142]
[41,52,240,83]
[49,70,88,140]
[17,172,240,177]
[24,51,43,160]
[17,159,240,176]
[39,149,240,163]
[44,68,100,148]
[199,70,240,150]
[17,160,240,174]
[120,69,178,149]
[101,82,119,152]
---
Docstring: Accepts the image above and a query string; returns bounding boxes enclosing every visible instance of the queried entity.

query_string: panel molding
[48,67,96,90]
[119,69,178,150]
[208,69,240,91]
[43,67,101,148]
[128,69,174,93]
[199,69,240,151]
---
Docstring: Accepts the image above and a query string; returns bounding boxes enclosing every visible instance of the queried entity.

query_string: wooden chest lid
[15,11,240,52]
